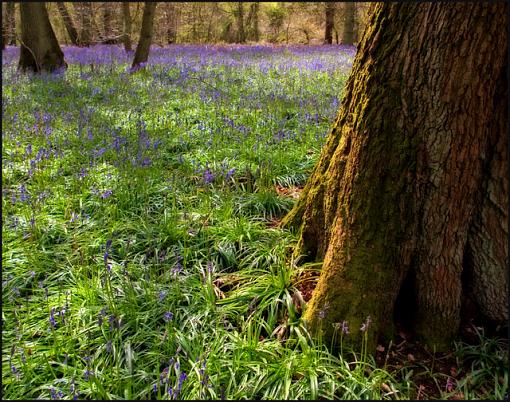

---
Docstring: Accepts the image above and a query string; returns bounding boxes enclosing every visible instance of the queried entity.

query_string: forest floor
[2,44,507,400]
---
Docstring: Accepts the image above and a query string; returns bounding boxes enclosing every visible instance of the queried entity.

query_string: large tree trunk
[324,2,335,45]
[131,2,157,69]
[19,3,67,73]
[56,2,79,46]
[282,3,507,352]
[341,2,355,45]
[122,2,133,51]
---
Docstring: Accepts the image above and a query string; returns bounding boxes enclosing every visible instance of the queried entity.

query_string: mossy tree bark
[19,3,67,73]
[282,2,508,352]
[132,2,157,69]
[324,2,335,45]
[56,2,79,46]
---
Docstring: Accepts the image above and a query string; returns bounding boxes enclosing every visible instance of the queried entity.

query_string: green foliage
[2,46,504,400]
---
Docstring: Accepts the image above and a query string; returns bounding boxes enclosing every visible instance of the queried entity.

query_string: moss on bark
[284,2,508,353]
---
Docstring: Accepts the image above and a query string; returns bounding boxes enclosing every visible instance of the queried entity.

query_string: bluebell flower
[49,308,57,329]
[341,320,349,335]
[19,184,30,202]
[164,311,174,322]
[83,369,93,381]
[203,168,214,184]
[78,168,87,179]
[101,189,113,199]
[159,290,167,302]
[160,367,169,385]
[225,168,236,180]
[360,315,372,332]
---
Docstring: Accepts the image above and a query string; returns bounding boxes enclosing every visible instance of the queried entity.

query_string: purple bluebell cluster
[1,43,357,400]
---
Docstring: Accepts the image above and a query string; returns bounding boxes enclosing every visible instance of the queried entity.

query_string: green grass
[2,45,507,400]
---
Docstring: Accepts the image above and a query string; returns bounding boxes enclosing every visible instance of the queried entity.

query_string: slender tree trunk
[2,3,7,49]
[6,2,16,45]
[56,2,79,46]
[236,2,245,43]
[164,2,177,44]
[122,2,132,51]
[74,2,93,46]
[19,3,67,73]
[102,2,112,42]
[324,2,335,44]
[132,2,157,69]
[341,2,355,45]
[282,2,507,352]
[253,2,260,42]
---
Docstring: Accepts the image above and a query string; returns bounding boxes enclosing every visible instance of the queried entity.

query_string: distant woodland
[2,2,370,47]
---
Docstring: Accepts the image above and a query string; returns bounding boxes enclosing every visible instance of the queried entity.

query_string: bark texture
[56,2,79,46]
[164,2,178,44]
[132,2,158,69]
[236,2,245,43]
[341,2,355,45]
[252,2,260,42]
[282,2,508,351]
[19,3,67,73]
[74,2,93,46]
[122,2,133,51]
[5,2,16,45]
[324,2,335,45]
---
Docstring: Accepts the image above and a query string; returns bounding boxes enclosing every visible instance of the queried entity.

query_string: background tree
[5,2,16,46]
[2,3,7,49]
[236,2,245,43]
[132,2,157,69]
[102,2,113,43]
[19,2,67,73]
[324,2,335,44]
[74,2,93,46]
[250,2,260,42]
[340,2,355,44]
[122,2,133,51]
[163,2,178,44]
[282,2,507,352]
[56,2,79,46]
